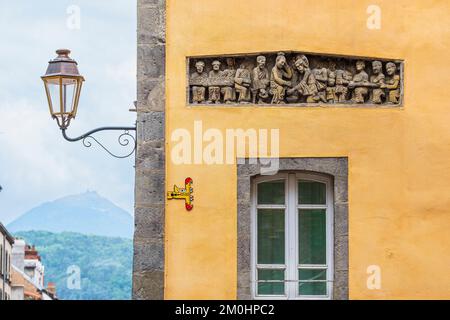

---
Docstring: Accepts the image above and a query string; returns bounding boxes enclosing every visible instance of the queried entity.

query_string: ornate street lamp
[41,49,136,158]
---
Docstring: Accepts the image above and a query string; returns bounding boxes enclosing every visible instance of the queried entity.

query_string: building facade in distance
[133,0,450,300]
[11,239,56,300]
[1,223,13,300]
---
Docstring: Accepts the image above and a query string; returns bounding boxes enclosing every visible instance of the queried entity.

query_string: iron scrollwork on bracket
[61,126,136,159]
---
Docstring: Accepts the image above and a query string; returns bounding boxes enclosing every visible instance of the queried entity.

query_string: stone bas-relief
[188,52,403,106]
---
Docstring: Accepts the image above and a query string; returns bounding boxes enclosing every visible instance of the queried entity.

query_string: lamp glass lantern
[41,49,84,129]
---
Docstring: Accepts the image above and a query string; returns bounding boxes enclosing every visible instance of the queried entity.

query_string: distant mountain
[8,191,133,238]
[15,231,132,300]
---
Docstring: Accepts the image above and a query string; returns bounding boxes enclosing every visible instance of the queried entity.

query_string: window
[4,251,6,279]
[0,243,3,276]
[6,252,9,280]
[252,172,333,299]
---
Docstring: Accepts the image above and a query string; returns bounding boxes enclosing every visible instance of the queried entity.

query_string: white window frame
[251,172,334,300]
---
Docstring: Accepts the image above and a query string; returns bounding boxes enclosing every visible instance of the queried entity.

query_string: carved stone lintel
[188,51,403,106]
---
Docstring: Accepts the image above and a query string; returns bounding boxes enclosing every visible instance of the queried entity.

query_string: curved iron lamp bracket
[61,126,136,159]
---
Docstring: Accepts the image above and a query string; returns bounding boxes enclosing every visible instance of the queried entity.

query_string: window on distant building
[0,243,3,276]
[252,172,333,299]
[6,251,9,280]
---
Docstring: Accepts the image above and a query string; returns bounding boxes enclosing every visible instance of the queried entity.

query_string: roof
[12,264,42,291]
[0,222,15,244]
[11,264,57,300]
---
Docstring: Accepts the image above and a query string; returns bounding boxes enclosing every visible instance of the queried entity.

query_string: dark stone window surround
[237,157,348,300]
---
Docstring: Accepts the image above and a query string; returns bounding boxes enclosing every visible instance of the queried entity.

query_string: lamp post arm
[61,125,137,159]
[61,126,136,142]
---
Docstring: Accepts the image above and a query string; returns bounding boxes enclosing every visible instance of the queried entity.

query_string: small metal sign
[167,177,193,211]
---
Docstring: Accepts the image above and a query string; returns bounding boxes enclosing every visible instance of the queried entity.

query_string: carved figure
[335,69,352,102]
[221,58,237,104]
[381,62,400,103]
[286,55,321,103]
[270,52,292,104]
[349,60,370,103]
[235,63,252,103]
[313,62,328,103]
[286,55,302,103]
[326,71,337,103]
[370,60,385,104]
[190,61,207,103]
[208,60,222,104]
[251,55,270,104]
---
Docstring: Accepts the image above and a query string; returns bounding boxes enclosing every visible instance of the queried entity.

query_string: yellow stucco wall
[164,0,450,299]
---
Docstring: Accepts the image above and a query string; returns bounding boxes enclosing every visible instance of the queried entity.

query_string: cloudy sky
[0,1,136,223]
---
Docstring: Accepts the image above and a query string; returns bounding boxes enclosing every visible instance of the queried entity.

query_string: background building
[1,223,14,300]
[10,239,56,300]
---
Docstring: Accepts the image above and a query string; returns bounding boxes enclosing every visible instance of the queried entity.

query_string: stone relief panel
[187,51,403,106]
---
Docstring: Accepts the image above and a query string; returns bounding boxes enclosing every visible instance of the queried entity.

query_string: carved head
[275,52,287,68]
[386,62,397,76]
[372,61,382,74]
[195,61,205,73]
[256,56,266,68]
[239,62,247,70]
[226,57,235,68]
[294,55,309,73]
[356,60,366,71]
[212,60,221,71]
[344,70,353,80]
[328,71,336,86]
[293,55,303,67]
[328,60,337,71]
[315,61,325,69]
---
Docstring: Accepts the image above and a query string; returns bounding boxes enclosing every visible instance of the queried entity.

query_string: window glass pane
[299,269,327,295]
[258,269,285,295]
[257,180,285,205]
[298,209,326,264]
[257,209,285,264]
[298,181,326,205]
[47,83,59,111]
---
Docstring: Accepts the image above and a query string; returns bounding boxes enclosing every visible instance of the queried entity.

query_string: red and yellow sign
[167,177,194,211]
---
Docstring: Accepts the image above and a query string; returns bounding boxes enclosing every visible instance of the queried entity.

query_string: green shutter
[299,269,327,295]
[257,209,285,264]
[298,209,326,264]
[258,180,285,205]
[298,181,326,205]
[258,269,285,295]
